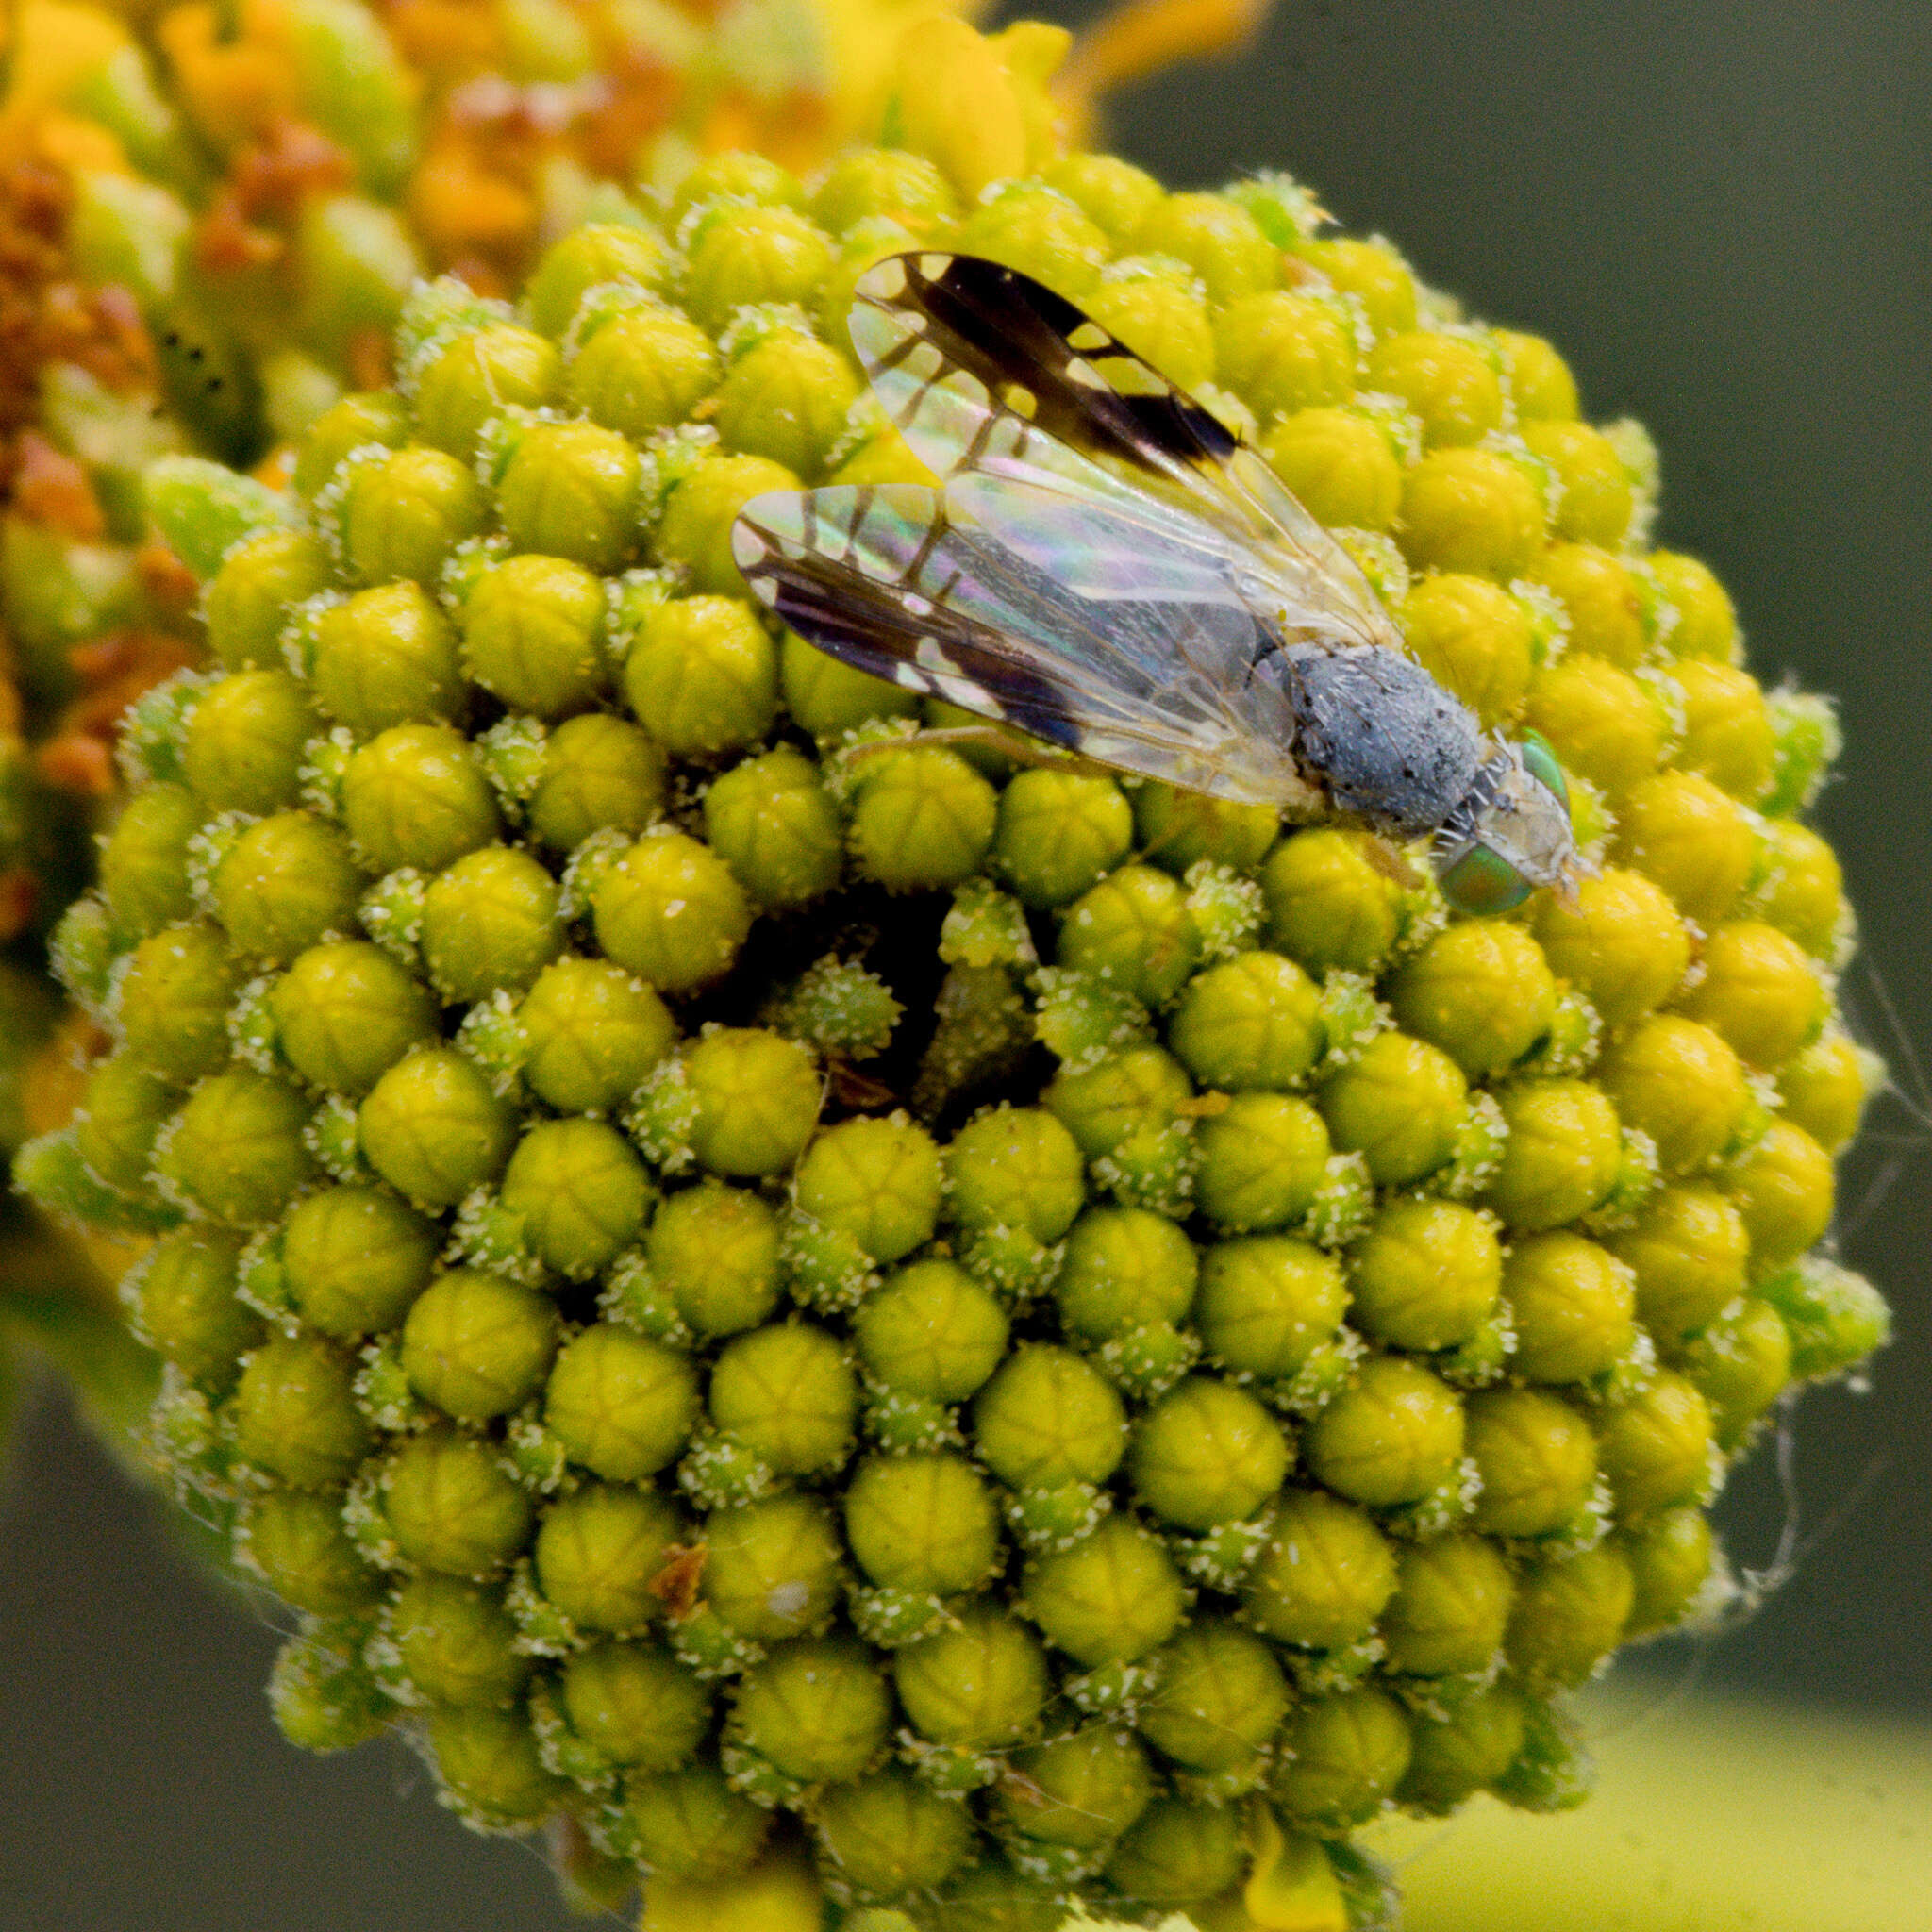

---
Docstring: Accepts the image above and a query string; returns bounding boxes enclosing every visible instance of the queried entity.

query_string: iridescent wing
[732,480,1322,805]
[846,250,1403,658]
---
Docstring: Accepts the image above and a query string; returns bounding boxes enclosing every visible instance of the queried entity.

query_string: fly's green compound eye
[1520,731,1570,808]
[1439,841,1534,916]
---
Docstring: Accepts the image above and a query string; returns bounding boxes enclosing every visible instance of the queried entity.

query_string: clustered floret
[19,119,1890,1932]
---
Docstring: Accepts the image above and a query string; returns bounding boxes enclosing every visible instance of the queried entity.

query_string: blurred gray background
[2,2,1926,1926]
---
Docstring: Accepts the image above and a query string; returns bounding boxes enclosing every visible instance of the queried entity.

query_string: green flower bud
[812,1770,974,1902]
[115,924,240,1080]
[1609,1182,1750,1347]
[984,768,1131,910]
[730,1636,891,1781]
[1303,1356,1466,1508]
[1037,153,1158,245]
[1128,1377,1289,1530]
[590,830,753,994]
[1043,1045,1190,1160]
[1519,420,1634,545]
[1319,1031,1467,1188]
[1131,1620,1285,1777]
[1774,1031,1876,1153]
[1645,549,1738,662]
[157,1070,316,1224]
[1400,1685,1530,1812]
[526,224,670,339]
[994,1724,1154,1852]
[1594,1371,1716,1521]
[1168,951,1324,1092]
[340,446,485,588]
[268,1625,390,1755]
[1748,818,1848,961]
[1612,770,1756,927]
[1524,542,1647,671]
[234,1331,373,1487]
[781,627,922,738]
[560,1641,709,1770]
[684,204,836,334]
[1670,660,1775,805]
[207,529,334,673]
[1130,791,1277,884]
[131,1224,258,1391]
[1484,1078,1624,1231]
[400,1267,559,1422]
[1381,1532,1516,1677]
[101,784,201,937]
[1597,1015,1750,1176]
[1261,827,1403,978]
[887,1603,1047,1760]
[1075,258,1213,393]
[1504,1231,1638,1384]
[358,1044,515,1208]
[1491,323,1578,416]
[1759,1257,1892,1381]
[792,1116,941,1265]
[1533,868,1690,1032]
[496,421,640,573]
[1724,1120,1834,1272]
[75,1050,179,1194]
[844,1453,1003,1595]
[1058,864,1201,1008]
[1348,1198,1501,1353]
[1196,1234,1349,1384]
[810,149,953,233]
[283,1185,439,1338]
[844,743,997,893]
[1679,1296,1793,1451]
[383,1427,533,1576]
[534,1480,683,1633]
[1399,446,1547,578]
[183,670,319,817]
[454,554,608,719]
[1192,1093,1335,1233]
[1214,291,1355,420]
[699,745,843,907]
[499,1117,652,1277]
[712,329,861,477]
[341,722,502,874]
[1241,1487,1398,1649]
[524,712,667,853]
[1051,1207,1195,1344]
[974,1344,1126,1490]
[567,306,719,441]
[676,1027,821,1178]
[703,1492,844,1640]
[390,1573,531,1707]
[539,1324,697,1481]
[1617,1506,1717,1637]
[1272,1685,1413,1827]
[709,1322,858,1476]
[426,1704,569,1824]
[1465,1387,1600,1538]
[1387,920,1557,1080]
[516,957,675,1113]
[1674,921,1826,1072]
[1364,330,1501,448]
[294,392,411,500]
[1022,1513,1187,1666]
[621,592,779,760]
[1505,1545,1636,1688]
[945,1105,1086,1242]
[625,1762,771,1881]
[646,1181,782,1338]
[211,812,364,962]
[855,1258,1008,1401]
[1401,573,1537,728]
[954,184,1108,297]
[242,1487,382,1615]
[270,940,436,1095]
[1260,404,1404,533]
[1135,190,1277,304]
[416,324,560,460]
[658,449,803,596]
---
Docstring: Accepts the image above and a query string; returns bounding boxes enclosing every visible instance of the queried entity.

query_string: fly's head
[1432,731,1588,915]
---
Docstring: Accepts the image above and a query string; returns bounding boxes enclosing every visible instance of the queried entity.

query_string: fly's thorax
[1283,643,1485,839]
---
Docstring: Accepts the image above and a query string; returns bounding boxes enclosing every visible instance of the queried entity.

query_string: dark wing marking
[732,482,1321,808]
[849,251,1401,658]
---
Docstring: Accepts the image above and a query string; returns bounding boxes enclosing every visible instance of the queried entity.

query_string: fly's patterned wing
[732,482,1322,807]
[848,250,1402,658]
